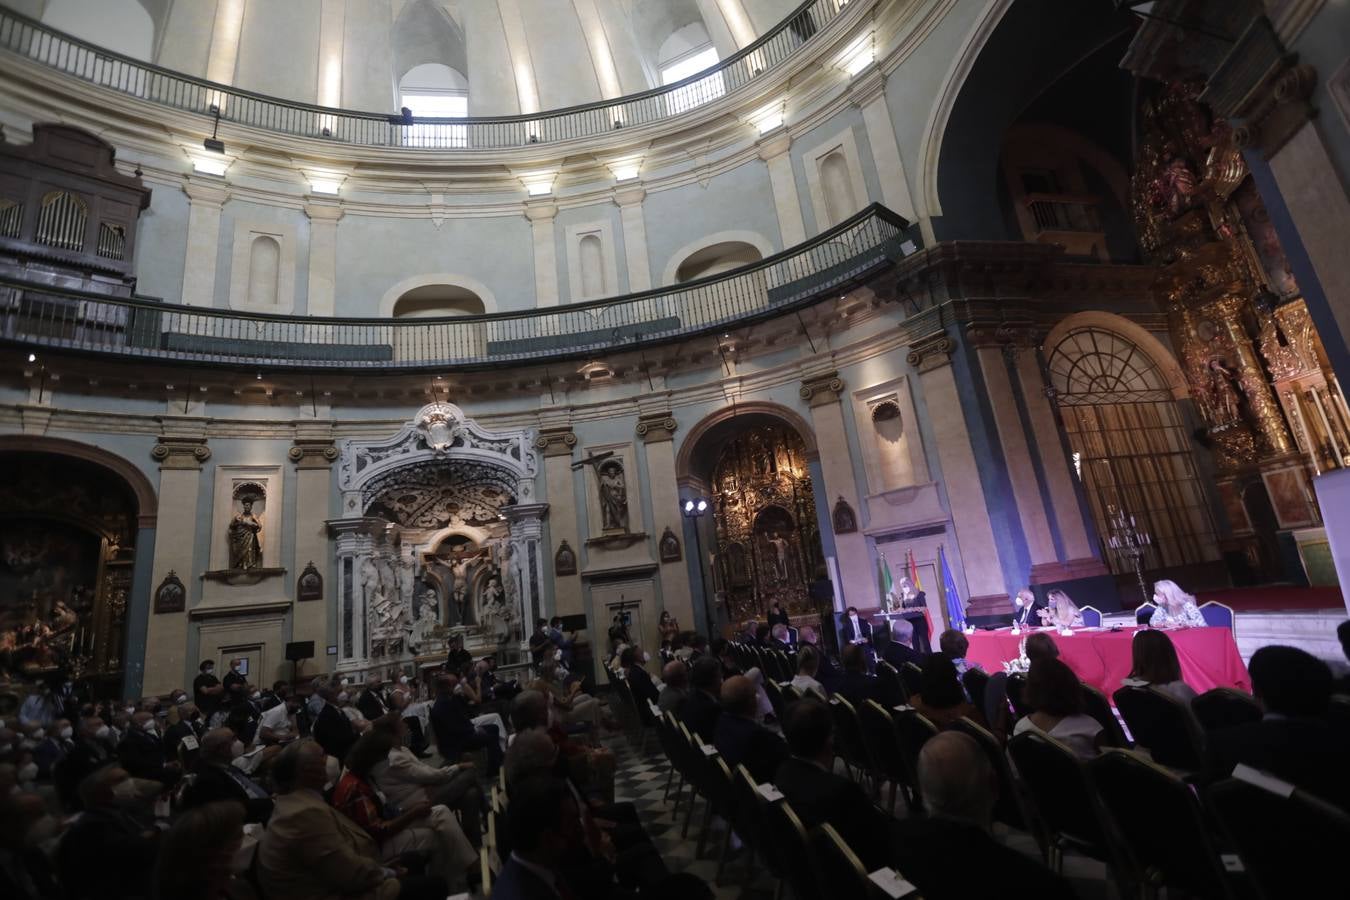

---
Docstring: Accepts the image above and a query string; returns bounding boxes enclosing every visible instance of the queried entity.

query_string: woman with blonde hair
[1038,589,1083,629]
[1149,579,1206,629]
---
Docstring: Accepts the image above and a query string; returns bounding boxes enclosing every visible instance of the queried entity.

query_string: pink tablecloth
[965,626,1250,698]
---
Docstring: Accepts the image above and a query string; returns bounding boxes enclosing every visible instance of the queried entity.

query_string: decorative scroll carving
[636,412,678,441]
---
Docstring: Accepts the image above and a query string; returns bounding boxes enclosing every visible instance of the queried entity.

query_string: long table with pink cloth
[964,626,1250,697]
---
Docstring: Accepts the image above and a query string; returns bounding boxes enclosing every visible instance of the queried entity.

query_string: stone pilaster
[758,133,806,248]
[181,180,229,307]
[637,408,694,632]
[525,200,559,307]
[290,424,337,654]
[536,426,583,619]
[614,186,652,292]
[303,201,344,316]
[851,67,918,222]
[143,420,210,694]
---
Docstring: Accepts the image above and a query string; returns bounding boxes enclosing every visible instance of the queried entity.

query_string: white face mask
[142,720,158,734]
[642,652,651,663]
[230,739,245,758]
[250,691,261,700]
[18,762,38,782]
[399,676,409,685]
[339,678,350,687]
[59,726,73,740]
[337,691,349,703]
[94,725,111,740]
[204,667,214,676]
[554,649,562,661]
[111,779,139,803]
[31,729,45,740]
[1015,597,1024,607]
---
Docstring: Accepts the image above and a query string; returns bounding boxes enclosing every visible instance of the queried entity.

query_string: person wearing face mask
[222,659,248,698]
[57,767,161,899]
[194,660,225,720]
[255,690,303,748]
[182,727,273,823]
[116,711,180,786]
[313,684,360,763]
[161,704,203,759]
[33,719,74,781]
[18,682,63,730]
[621,647,660,713]
[430,675,502,776]
[53,717,114,812]
[357,676,389,722]
[0,791,62,899]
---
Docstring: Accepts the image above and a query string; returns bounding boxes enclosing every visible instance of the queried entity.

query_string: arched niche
[676,401,818,494]
[662,230,775,286]
[392,0,468,93]
[42,0,160,62]
[378,274,497,318]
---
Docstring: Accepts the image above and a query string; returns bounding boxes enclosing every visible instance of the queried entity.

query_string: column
[315,0,345,109]
[758,133,806,248]
[908,336,1008,603]
[1215,297,1293,455]
[142,422,210,695]
[304,201,343,316]
[327,518,377,671]
[181,180,229,308]
[694,0,740,59]
[590,0,651,95]
[638,408,695,632]
[571,0,623,100]
[504,503,550,632]
[614,186,652,292]
[1013,349,1096,562]
[537,425,583,618]
[290,424,336,655]
[496,0,541,114]
[799,369,871,609]
[205,0,246,88]
[526,201,560,307]
[852,68,918,222]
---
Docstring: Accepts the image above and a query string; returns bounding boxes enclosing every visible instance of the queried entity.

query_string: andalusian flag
[878,552,893,605]
[906,548,923,592]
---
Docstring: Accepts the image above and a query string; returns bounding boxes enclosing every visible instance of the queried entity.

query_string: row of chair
[728,641,799,684]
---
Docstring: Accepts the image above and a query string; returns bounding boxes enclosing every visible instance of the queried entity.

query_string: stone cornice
[182,179,230,207]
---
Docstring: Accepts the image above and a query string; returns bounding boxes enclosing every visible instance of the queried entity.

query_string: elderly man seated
[368,713,483,847]
[56,766,160,900]
[713,675,788,784]
[182,727,273,823]
[658,660,689,714]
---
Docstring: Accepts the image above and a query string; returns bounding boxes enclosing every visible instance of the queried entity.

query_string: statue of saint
[228,498,263,570]
[1206,358,1243,424]
[768,532,790,581]
[598,462,628,531]
[451,557,471,625]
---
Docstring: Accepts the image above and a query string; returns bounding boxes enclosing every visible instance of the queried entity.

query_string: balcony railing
[1,204,910,371]
[0,0,859,151]
[1024,193,1102,235]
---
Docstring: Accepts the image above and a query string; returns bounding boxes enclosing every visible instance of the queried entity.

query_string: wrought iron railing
[0,0,861,150]
[1,204,910,371]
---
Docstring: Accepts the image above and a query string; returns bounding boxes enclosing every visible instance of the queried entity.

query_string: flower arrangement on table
[1001,636,1030,675]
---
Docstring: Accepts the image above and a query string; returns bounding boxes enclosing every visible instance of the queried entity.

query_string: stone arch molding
[661,230,777,286]
[377,274,498,318]
[337,402,539,516]
[1042,311,1190,400]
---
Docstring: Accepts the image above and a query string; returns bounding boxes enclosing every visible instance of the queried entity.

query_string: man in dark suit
[834,644,883,710]
[182,727,274,823]
[881,618,925,670]
[1011,588,1043,629]
[774,697,892,870]
[894,731,1073,899]
[115,712,179,786]
[622,647,660,711]
[311,685,358,763]
[1208,645,1350,808]
[430,673,502,774]
[54,715,115,811]
[55,766,160,899]
[493,776,585,900]
[714,675,789,783]
[161,704,205,758]
[838,606,872,648]
[356,675,389,722]
[675,656,724,743]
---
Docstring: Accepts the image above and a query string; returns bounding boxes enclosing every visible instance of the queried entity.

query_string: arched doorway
[677,405,830,634]
[1045,325,1220,574]
[0,444,154,689]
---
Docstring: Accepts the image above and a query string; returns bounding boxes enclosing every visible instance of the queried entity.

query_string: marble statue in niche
[598,459,629,531]
[228,488,264,570]
[767,531,791,582]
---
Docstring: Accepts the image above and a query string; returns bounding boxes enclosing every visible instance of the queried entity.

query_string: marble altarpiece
[329,403,544,672]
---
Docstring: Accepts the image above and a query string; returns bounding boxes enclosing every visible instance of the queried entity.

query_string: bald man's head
[917,731,996,828]
[721,675,758,718]
[662,660,688,689]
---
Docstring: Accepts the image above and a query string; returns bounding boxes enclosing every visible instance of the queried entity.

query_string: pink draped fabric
[965,626,1250,698]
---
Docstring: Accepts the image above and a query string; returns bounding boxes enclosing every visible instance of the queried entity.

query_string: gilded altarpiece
[710,425,826,624]
[1132,80,1349,559]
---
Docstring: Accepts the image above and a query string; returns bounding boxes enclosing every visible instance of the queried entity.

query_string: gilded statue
[1205,358,1243,425]
[228,498,263,570]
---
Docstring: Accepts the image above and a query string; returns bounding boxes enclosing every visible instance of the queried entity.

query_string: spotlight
[27,352,37,363]
[256,372,262,380]
[203,138,225,154]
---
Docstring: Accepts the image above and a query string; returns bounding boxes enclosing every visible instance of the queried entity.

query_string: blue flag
[938,545,965,630]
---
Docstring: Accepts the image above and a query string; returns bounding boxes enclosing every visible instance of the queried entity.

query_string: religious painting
[1263,468,1316,529]
[832,497,858,534]
[0,520,100,671]
[554,540,577,576]
[658,527,681,563]
[154,570,186,614]
[297,561,323,602]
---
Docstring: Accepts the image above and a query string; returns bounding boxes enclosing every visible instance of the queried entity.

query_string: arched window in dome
[399,63,469,148]
[246,236,280,308]
[391,284,486,319]
[674,241,763,283]
[820,150,856,228]
[1045,326,1218,571]
[42,0,156,62]
[658,21,724,114]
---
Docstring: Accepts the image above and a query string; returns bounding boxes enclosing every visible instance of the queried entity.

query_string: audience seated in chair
[56,766,161,900]
[713,675,789,784]
[1207,645,1350,809]
[528,662,605,743]
[0,790,61,899]
[676,657,725,744]
[910,654,983,730]
[658,660,690,714]
[369,713,483,847]
[493,776,585,900]
[772,698,892,870]
[789,646,829,700]
[313,684,361,765]
[182,726,273,823]
[152,799,244,900]
[938,629,984,677]
[834,644,883,709]
[882,618,924,671]
[893,732,1074,900]
[431,674,503,775]
[1121,629,1197,703]
[510,690,616,806]
[1012,657,1103,759]
[622,647,660,711]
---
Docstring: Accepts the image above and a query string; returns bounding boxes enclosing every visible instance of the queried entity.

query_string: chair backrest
[1112,686,1205,770]
[1091,750,1232,898]
[1197,600,1235,634]
[810,823,872,900]
[859,699,910,784]
[830,696,869,768]
[1007,730,1110,851]
[729,763,768,847]
[763,800,821,900]
[962,668,990,712]
[782,683,803,703]
[1135,603,1156,626]
[1080,683,1130,748]
[876,660,906,705]
[892,707,938,812]
[1207,774,1350,898]
[1079,605,1103,628]
[900,661,924,698]
[701,753,734,819]
[949,717,1026,831]
[763,678,787,721]
[1006,672,1031,718]
[1191,687,1262,733]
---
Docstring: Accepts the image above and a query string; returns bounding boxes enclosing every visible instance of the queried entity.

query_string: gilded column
[1214,297,1293,455]
[907,336,1009,603]
[142,420,210,695]
[304,200,344,317]
[637,406,694,632]
[290,423,337,656]
[758,133,806,247]
[614,186,652,292]
[799,368,871,608]
[181,180,229,308]
[526,201,560,307]
[536,424,583,619]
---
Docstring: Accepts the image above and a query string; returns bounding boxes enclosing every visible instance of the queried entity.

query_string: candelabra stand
[1105,504,1153,606]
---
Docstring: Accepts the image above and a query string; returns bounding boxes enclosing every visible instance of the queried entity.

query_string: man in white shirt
[254,693,301,747]
[790,646,829,699]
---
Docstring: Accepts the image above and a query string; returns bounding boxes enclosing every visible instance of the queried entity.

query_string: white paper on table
[868,867,918,898]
